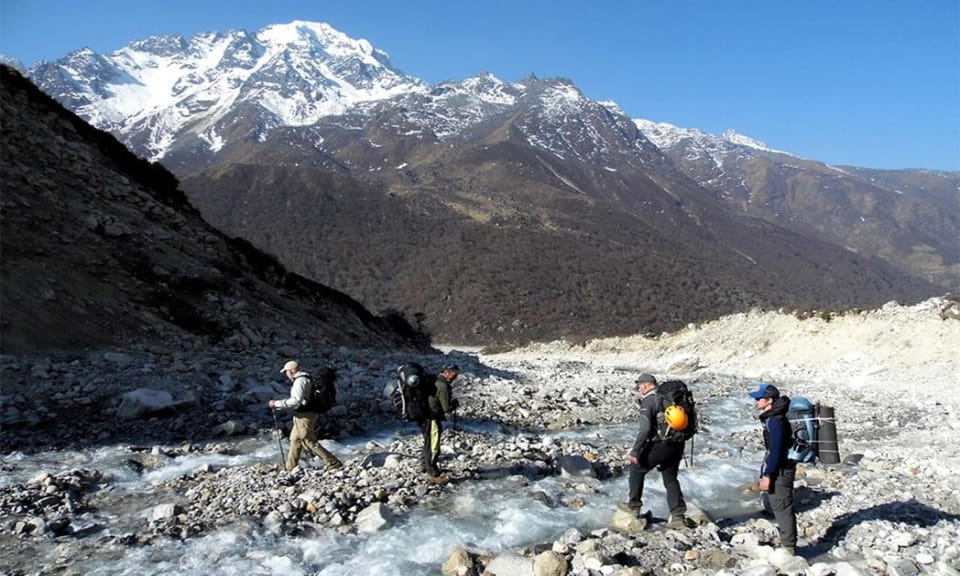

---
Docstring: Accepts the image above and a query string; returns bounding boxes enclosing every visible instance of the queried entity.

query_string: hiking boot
[666,515,691,529]
[427,475,450,485]
[326,460,343,471]
[617,502,646,518]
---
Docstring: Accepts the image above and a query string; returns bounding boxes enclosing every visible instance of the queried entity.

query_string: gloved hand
[449,398,460,412]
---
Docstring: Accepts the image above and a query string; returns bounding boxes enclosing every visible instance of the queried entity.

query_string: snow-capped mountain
[0,54,25,72]
[29,21,426,161]
[630,117,804,203]
[28,21,671,172]
[23,20,764,178]
[634,118,784,166]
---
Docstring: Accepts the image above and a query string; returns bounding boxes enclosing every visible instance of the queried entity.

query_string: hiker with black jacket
[749,382,798,555]
[268,360,343,472]
[420,364,460,484]
[620,373,690,529]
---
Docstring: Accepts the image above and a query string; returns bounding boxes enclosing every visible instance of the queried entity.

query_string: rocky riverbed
[1,298,958,575]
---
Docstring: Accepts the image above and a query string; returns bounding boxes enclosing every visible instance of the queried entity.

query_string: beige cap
[280,360,299,373]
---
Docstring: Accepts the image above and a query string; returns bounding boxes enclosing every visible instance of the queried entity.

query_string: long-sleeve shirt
[760,396,792,478]
[629,389,660,458]
[275,371,310,410]
[426,374,454,420]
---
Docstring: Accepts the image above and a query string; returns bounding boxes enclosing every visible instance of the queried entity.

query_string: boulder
[355,502,394,533]
[442,548,475,576]
[556,455,595,478]
[116,388,174,419]
[484,552,534,576]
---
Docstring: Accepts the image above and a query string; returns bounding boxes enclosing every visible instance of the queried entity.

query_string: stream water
[2,390,769,575]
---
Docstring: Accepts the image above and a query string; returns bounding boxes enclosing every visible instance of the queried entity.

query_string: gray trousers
[767,466,798,548]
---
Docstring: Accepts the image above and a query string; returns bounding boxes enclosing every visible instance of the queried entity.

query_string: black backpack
[655,380,698,442]
[392,362,430,422]
[303,367,337,413]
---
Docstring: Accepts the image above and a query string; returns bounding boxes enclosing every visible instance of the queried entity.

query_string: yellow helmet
[664,405,689,431]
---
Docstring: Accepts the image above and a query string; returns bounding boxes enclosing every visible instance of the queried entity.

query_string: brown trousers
[286,412,340,471]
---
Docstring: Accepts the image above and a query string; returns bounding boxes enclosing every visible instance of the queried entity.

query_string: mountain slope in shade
[0,64,426,354]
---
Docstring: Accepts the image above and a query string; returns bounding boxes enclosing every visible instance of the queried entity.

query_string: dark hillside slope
[0,65,426,354]
[183,154,939,345]
[644,135,960,290]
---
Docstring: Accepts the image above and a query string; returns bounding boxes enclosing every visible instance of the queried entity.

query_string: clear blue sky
[2,0,958,171]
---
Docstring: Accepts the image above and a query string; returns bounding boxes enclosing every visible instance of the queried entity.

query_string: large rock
[442,548,475,576]
[556,455,595,478]
[532,551,567,576]
[611,508,649,534]
[355,502,394,533]
[116,388,175,419]
[484,552,533,576]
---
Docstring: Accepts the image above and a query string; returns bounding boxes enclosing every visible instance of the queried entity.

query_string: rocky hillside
[634,120,960,289]
[180,111,940,345]
[0,64,427,355]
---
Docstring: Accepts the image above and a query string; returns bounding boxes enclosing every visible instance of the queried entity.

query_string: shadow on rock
[795,485,840,513]
[807,499,960,556]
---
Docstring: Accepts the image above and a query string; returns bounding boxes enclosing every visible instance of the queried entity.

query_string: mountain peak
[634,118,788,163]
[0,53,25,71]
[721,128,779,153]
[28,20,424,161]
[257,20,380,61]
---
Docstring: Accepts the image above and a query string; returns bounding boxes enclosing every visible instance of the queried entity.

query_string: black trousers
[417,418,442,476]
[768,466,797,548]
[627,440,686,516]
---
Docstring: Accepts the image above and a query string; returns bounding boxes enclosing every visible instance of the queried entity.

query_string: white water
[4,391,769,575]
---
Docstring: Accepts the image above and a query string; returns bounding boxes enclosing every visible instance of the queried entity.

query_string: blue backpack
[786,397,819,463]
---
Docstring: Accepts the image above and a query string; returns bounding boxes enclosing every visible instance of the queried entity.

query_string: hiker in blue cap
[749,382,797,555]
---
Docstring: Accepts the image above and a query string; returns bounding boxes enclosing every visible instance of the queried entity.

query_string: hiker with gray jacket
[620,373,689,528]
[269,360,342,472]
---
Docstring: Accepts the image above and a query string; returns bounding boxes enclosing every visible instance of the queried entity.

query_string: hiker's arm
[274,375,309,409]
[436,380,453,414]
[628,398,657,458]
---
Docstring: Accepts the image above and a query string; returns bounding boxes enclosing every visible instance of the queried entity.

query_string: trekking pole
[690,435,695,469]
[270,408,285,467]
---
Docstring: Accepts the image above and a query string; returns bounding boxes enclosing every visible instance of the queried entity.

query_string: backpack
[786,397,819,463]
[392,362,429,422]
[655,380,698,442]
[303,368,337,413]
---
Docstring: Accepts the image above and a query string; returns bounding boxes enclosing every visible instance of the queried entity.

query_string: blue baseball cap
[748,383,780,400]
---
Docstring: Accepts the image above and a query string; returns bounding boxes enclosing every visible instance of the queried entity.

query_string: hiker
[620,373,690,529]
[268,360,343,471]
[420,363,460,483]
[749,382,798,555]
